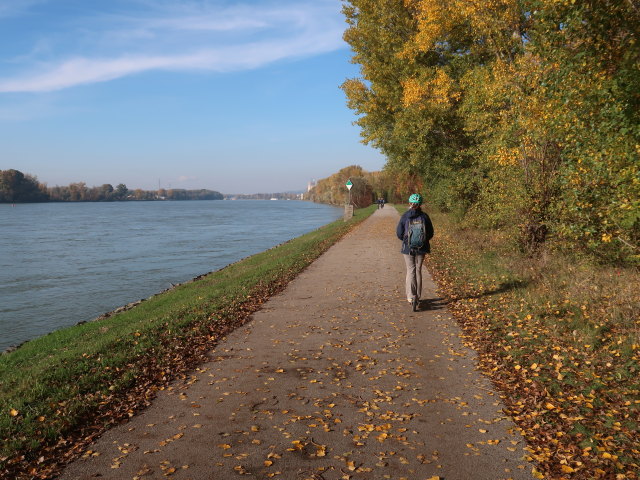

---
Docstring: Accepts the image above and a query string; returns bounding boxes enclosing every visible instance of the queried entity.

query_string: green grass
[0,205,375,478]
[414,207,640,478]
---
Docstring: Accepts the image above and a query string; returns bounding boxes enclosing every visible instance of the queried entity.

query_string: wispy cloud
[0,0,45,19]
[0,0,346,93]
[177,175,197,183]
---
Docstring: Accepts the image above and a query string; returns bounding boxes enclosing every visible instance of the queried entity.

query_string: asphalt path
[62,206,533,480]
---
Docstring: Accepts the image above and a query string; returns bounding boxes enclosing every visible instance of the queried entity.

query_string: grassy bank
[0,205,375,479]
[414,207,640,479]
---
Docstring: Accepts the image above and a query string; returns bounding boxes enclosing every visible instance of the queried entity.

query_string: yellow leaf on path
[545,402,555,410]
[561,465,575,473]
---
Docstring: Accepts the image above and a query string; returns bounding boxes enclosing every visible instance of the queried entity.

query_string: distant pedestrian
[396,193,434,310]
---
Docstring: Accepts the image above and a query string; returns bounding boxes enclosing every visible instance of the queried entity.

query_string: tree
[114,184,128,200]
[99,184,114,201]
[341,0,639,263]
[307,165,375,206]
[67,182,88,202]
[0,169,48,203]
[348,176,375,207]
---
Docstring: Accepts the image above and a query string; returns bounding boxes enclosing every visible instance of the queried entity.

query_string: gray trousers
[403,253,425,300]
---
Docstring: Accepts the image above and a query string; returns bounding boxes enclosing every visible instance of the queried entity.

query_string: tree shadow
[459,279,529,301]
[419,279,528,311]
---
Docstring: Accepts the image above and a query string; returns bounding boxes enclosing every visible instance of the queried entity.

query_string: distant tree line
[0,169,223,203]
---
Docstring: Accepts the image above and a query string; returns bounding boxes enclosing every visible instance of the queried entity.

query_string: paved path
[62,207,533,480]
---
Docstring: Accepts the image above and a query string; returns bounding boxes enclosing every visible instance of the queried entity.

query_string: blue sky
[0,0,384,194]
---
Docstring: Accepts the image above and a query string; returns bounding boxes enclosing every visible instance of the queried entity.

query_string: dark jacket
[396,207,434,255]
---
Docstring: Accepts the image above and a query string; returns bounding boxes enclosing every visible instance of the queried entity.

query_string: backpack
[407,216,426,253]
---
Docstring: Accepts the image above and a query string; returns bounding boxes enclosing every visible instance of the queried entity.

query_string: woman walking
[396,193,434,311]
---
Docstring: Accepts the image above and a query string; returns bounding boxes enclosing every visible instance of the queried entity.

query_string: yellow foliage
[402,69,457,108]
[401,78,428,107]
[405,0,520,56]
[489,147,519,167]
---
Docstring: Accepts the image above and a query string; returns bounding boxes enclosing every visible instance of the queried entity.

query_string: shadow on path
[448,279,529,302]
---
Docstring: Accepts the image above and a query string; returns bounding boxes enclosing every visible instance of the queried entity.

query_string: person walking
[396,193,434,311]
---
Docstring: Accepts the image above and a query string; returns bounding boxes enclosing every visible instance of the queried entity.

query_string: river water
[0,200,342,351]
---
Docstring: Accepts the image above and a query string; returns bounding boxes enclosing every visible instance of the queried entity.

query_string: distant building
[307,179,317,192]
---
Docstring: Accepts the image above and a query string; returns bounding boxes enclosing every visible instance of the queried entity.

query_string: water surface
[0,200,342,351]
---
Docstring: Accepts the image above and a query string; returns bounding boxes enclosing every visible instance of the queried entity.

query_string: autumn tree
[341,0,639,263]
[526,0,640,261]
[0,169,48,203]
[307,165,375,206]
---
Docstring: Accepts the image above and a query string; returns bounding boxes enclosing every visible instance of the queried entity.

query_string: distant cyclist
[396,193,434,311]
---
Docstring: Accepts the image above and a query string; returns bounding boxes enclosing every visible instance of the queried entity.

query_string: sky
[0,0,385,194]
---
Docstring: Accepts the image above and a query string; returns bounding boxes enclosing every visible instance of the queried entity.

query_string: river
[0,200,342,351]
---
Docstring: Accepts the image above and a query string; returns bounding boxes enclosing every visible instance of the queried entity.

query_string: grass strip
[412,207,640,479]
[0,205,375,479]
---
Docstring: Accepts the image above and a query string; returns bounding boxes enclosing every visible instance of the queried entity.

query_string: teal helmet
[408,193,423,205]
